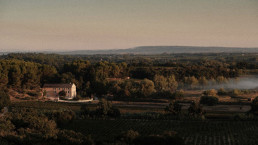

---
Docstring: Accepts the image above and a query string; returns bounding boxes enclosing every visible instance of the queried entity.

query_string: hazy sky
[0,0,258,51]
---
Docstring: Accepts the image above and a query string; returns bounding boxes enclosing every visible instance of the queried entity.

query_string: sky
[0,0,258,52]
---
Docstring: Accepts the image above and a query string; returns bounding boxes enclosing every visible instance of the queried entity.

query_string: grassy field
[63,119,258,145]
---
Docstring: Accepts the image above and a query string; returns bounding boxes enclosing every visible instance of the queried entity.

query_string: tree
[184,76,198,89]
[153,75,178,94]
[217,88,227,96]
[43,90,47,97]
[216,76,227,84]
[0,73,8,89]
[80,104,90,117]
[203,89,217,96]
[95,99,121,117]
[59,90,66,97]
[120,130,139,143]
[140,79,156,97]
[188,101,204,117]
[231,89,241,97]
[57,130,94,145]
[0,91,10,110]
[251,96,258,115]
[153,75,167,92]
[199,76,208,86]
[50,110,76,127]
[200,96,218,106]
[107,107,121,117]
[165,101,181,115]
[92,80,108,97]
[96,98,112,116]
[172,91,184,100]
[166,75,178,93]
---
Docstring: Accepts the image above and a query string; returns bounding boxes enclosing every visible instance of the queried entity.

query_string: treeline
[0,53,256,99]
[0,59,57,90]
[3,53,258,69]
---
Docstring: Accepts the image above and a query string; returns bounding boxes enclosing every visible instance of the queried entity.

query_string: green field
[63,119,258,145]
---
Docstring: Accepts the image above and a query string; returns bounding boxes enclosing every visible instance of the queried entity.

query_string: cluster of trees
[0,108,94,145]
[217,88,253,97]
[164,101,205,118]
[200,89,219,106]
[80,99,121,118]
[200,96,219,106]
[108,79,155,99]
[0,91,10,110]
[187,101,205,118]
[165,101,182,115]
[0,59,57,90]
[0,52,255,100]
[251,97,258,115]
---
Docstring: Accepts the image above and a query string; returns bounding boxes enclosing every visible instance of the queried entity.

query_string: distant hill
[58,46,258,55]
[1,46,258,55]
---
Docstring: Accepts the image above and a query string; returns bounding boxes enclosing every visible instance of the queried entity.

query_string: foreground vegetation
[0,53,257,144]
[0,95,258,144]
[63,119,258,145]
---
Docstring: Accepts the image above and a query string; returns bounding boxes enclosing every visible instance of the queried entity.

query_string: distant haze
[203,76,258,90]
[56,46,258,55]
[0,0,258,52]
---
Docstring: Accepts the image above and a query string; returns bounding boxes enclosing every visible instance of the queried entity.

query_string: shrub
[95,99,121,118]
[59,96,66,100]
[217,88,227,96]
[230,89,241,97]
[59,90,66,97]
[203,89,217,96]
[151,91,174,99]
[73,95,81,101]
[200,96,218,106]
[48,110,76,127]
[80,104,90,116]
[188,101,204,117]
[108,107,121,118]
[251,96,258,115]
[172,91,184,99]
[57,130,94,145]
[120,130,140,143]
[0,91,10,110]
[164,101,181,115]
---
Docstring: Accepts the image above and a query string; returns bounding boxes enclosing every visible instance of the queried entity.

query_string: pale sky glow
[0,0,258,51]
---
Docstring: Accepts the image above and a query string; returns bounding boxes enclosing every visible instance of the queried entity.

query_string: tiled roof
[43,83,74,88]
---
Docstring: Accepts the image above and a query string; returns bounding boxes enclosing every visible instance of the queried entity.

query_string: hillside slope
[59,46,258,55]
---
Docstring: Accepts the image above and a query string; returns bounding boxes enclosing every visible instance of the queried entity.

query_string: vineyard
[10,101,258,145]
[64,119,258,145]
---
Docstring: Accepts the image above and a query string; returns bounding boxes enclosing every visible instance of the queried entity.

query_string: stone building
[43,83,76,100]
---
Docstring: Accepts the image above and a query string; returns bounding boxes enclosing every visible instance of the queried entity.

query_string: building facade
[43,83,76,100]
